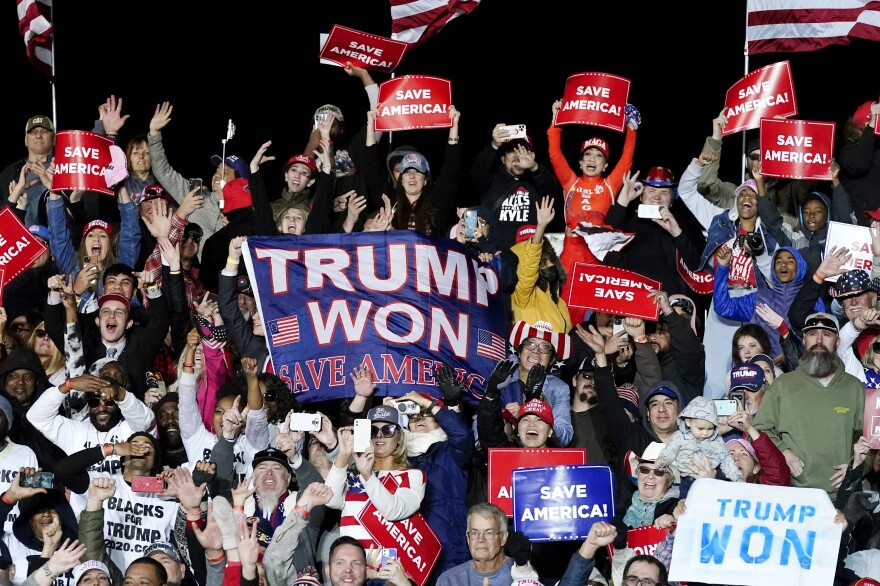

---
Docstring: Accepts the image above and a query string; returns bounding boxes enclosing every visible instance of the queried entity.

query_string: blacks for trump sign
[242,232,509,402]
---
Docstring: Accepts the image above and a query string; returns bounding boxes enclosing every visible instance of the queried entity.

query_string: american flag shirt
[325,464,426,549]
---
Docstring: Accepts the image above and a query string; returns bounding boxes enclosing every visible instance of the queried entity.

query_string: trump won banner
[512,465,614,541]
[555,72,630,131]
[242,232,508,402]
[669,479,841,586]
[759,118,835,181]
[376,76,452,131]
[723,61,797,136]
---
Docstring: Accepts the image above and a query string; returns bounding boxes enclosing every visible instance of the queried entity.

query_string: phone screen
[464,210,478,238]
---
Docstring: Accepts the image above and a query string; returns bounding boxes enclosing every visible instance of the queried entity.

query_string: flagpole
[742,5,750,184]
[50,0,56,126]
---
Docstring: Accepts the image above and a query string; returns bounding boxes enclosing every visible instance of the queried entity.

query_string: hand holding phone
[500,124,527,141]
[463,209,478,239]
[131,475,165,493]
[380,548,398,567]
[289,412,322,432]
[637,204,663,219]
[353,419,371,453]
[713,399,738,417]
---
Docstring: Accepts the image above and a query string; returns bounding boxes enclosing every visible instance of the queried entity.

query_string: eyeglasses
[747,153,760,161]
[637,465,668,477]
[669,298,694,315]
[624,576,659,586]
[466,529,505,541]
[576,372,594,381]
[34,329,49,339]
[371,424,398,438]
[523,340,553,354]
[86,396,116,408]
[183,233,202,244]
[408,412,435,422]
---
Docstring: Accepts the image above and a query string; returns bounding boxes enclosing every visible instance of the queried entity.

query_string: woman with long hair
[324,367,426,551]
[26,321,65,387]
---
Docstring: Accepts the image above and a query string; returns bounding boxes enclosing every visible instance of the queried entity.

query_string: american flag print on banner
[269,315,300,347]
[747,0,880,54]
[477,329,507,361]
[17,0,53,77]
[390,0,481,46]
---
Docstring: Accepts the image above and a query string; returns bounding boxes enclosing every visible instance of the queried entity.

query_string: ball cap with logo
[399,152,430,174]
[518,398,554,425]
[26,115,54,133]
[82,219,113,240]
[801,312,840,334]
[728,363,766,392]
[98,292,131,311]
[211,154,250,180]
[72,561,110,586]
[367,405,404,428]
[284,154,318,176]
[580,137,609,159]
[28,224,50,242]
[144,541,182,562]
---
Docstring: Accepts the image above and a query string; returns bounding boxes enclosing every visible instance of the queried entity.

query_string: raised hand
[435,363,463,406]
[534,195,555,228]
[485,359,516,399]
[350,364,376,397]
[574,324,607,355]
[618,170,643,206]
[250,140,275,173]
[522,364,547,402]
[149,101,173,135]
[816,246,852,280]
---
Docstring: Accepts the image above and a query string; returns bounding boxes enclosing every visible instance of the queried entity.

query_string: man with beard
[26,371,156,477]
[754,312,864,498]
[0,347,65,472]
[153,393,187,468]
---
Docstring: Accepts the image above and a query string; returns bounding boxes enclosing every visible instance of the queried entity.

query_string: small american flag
[477,329,506,361]
[269,315,300,346]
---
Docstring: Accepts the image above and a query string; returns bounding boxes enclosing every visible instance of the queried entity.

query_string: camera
[395,400,420,415]
[742,231,765,256]
[20,471,56,489]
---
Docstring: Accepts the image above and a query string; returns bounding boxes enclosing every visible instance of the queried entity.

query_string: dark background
[3,1,880,198]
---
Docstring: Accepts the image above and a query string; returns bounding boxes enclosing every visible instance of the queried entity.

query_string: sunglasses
[262,389,277,402]
[408,412,435,422]
[34,328,49,339]
[87,396,116,408]
[748,153,760,161]
[804,316,837,332]
[637,465,668,477]
[873,342,880,354]
[183,233,202,244]
[371,424,398,438]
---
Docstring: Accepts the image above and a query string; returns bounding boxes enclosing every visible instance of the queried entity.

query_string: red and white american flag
[477,329,507,361]
[17,0,53,77]
[269,315,300,347]
[390,0,481,46]
[747,0,880,54]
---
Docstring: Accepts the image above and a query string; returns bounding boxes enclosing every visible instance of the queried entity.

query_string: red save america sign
[567,263,660,320]
[488,448,586,517]
[723,61,797,136]
[0,207,48,283]
[52,130,114,196]
[320,25,407,72]
[759,118,835,181]
[357,476,441,586]
[375,76,452,132]
[607,525,671,562]
[554,72,630,131]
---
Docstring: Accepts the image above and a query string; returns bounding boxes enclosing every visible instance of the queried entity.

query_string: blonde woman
[27,321,65,387]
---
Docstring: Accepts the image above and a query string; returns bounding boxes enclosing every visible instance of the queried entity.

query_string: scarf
[622,485,679,529]
[404,428,448,457]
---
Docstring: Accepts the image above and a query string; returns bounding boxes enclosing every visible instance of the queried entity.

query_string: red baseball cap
[82,219,113,240]
[580,137,609,158]
[853,101,875,130]
[98,293,130,311]
[518,399,554,425]
[515,225,537,244]
[284,154,317,176]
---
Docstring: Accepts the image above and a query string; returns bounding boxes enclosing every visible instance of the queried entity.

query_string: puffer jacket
[406,408,473,575]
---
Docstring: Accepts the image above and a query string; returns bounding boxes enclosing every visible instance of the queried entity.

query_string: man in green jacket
[753,312,864,498]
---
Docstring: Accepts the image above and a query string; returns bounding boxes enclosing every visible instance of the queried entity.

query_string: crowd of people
[1,61,880,586]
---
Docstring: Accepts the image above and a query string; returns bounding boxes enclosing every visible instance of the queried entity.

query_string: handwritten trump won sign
[669,479,841,586]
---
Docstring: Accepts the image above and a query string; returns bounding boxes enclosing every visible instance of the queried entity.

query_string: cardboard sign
[52,130,114,195]
[567,263,661,320]
[488,448,586,517]
[512,465,614,541]
[0,207,48,283]
[319,25,407,72]
[723,61,798,136]
[669,479,841,586]
[606,525,671,562]
[865,388,880,449]
[676,251,713,295]
[822,221,873,283]
[555,72,630,131]
[357,476,442,586]
[375,76,452,131]
[759,118,835,181]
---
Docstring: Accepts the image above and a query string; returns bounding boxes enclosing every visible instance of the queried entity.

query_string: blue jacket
[408,408,474,574]
[499,356,573,446]
[752,246,810,357]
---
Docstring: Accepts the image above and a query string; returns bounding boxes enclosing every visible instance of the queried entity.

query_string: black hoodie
[11,489,79,579]
[0,347,66,471]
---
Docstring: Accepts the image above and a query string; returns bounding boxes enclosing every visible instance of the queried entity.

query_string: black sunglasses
[804,316,837,331]
[669,298,694,315]
[371,424,398,438]
[873,342,880,354]
[183,233,202,244]
[637,465,668,477]
[748,153,760,161]
[87,396,116,408]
